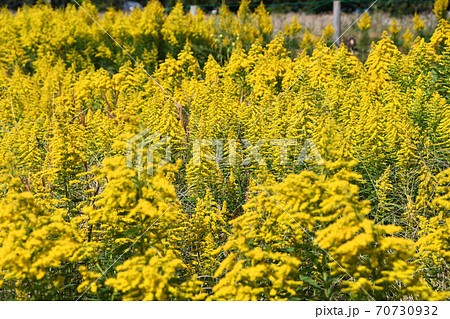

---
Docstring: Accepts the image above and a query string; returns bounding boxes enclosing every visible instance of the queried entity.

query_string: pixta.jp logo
[126,129,324,175]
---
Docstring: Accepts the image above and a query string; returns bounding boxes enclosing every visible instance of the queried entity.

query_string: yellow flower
[1,1,450,302]
[357,12,371,31]
[413,12,426,32]
[322,22,334,39]
[301,29,314,50]
[389,18,402,37]
[283,15,302,36]
[433,0,449,20]
[403,27,414,47]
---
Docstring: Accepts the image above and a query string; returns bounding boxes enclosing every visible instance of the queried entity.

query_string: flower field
[0,0,449,301]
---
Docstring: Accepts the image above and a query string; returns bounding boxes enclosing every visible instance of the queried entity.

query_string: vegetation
[0,0,449,300]
[4,0,437,15]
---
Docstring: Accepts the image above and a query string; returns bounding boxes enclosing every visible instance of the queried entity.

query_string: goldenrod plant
[0,0,449,301]
[433,0,449,21]
[357,11,372,60]
[389,18,402,46]
[413,12,426,37]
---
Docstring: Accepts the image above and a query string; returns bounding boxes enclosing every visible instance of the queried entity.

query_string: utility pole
[190,5,198,16]
[333,1,341,46]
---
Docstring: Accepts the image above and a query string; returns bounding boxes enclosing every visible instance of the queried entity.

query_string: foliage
[0,1,449,301]
[357,11,371,32]
[433,0,449,21]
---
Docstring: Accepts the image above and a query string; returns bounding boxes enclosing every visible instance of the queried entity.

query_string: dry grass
[271,10,438,37]
[81,8,439,40]
[52,8,440,43]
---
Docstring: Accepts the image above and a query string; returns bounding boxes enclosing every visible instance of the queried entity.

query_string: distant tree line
[3,0,435,14]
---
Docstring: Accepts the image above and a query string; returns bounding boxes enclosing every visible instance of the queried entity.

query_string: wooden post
[333,1,341,46]
[190,5,198,16]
